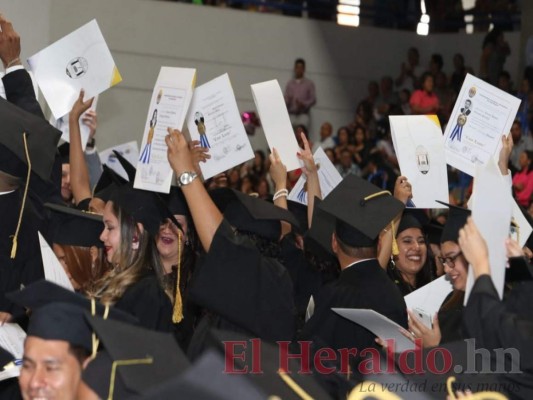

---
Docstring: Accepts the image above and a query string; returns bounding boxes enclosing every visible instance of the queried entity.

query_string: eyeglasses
[438,252,463,268]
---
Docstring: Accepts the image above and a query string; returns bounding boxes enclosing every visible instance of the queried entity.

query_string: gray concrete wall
[0,0,521,151]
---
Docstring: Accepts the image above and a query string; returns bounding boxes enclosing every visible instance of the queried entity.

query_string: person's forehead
[25,336,72,360]
[440,240,460,254]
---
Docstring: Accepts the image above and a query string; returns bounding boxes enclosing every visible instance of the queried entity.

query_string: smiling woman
[387,212,434,296]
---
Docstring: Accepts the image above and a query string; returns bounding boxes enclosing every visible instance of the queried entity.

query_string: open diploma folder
[443,73,520,176]
[134,67,196,193]
[185,74,254,180]
[28,19,121,119]
[251,80,301,171]
[333,308,416,352]
[389,115,448,208]
[0,323,26,381]
[288,147,342,204]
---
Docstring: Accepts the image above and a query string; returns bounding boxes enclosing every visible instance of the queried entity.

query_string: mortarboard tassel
[108,357,153,400]
[390,220,399,256]
[277,368,313,400]
[91,298,110,359]
[10,133,31,259]
[445,376,507,400]
[172,233,183,323]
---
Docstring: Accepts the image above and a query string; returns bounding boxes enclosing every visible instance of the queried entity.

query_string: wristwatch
[177,171,198,187]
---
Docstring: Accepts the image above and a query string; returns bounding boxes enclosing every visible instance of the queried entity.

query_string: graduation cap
[27,302,93,351]
[6,280,137,325]
[309,175,404,251]
[205,330,333,400]
[162,186,190,217]
[83,315,190,399]
[436,201,471,243]
[210,188,299,241]
[425,220,444,245]
[109,185,178,237]
[112,150,136,182]
[94,165,127,195]
[132,350,265,400]
[0,96,61,181]
[45,202,103,248]
[287,200,309,233]
[397,209,429,236]
[58,142,70,164]
[0,96,62,258]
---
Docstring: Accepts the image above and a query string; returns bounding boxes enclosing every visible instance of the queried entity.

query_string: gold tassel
[277,369,313,400]
[108,357,153,400]
[172,232,183,323]
[445,376,508,400]
[390,220,399,256]
[10,133,31,259]
[90,298,110,359]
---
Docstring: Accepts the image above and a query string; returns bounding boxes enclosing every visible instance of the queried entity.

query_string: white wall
[0,0,521,151]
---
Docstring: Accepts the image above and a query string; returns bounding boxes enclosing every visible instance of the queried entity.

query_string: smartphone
[413,308,433,329]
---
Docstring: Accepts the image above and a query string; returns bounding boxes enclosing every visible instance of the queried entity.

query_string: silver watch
[177,171,198,187]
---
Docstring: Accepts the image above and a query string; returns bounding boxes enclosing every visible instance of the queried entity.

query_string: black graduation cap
[27,302,93,351]
[58,142,69,164]
[94,165,127,195]
[0,96,61,181]
[112,150,136,182]
[132,350,265,400]
[82,350,136,399]
[425,220,444,245]
[110,185,177,237]
[6,280,138,325]
[287,200,308,233]
[205,330,333,400]
[0,346,15,370]
[210,188,299,241]
[397,209,429,236]
[436,201,471,243]
[83,315,190,398]
[45,202,103,248]
[163,186,190,217]
[309,175,404,249]
[304,197,337,256]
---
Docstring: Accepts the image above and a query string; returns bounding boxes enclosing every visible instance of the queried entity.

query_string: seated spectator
[312,121,335,152]
[512,150,533,208]
[352,126,371,168]
[399,88,411,115]
[374,76,400,121]
[336,148,361,178]
[334,126,355,161]
[410,72,440,115]
[395,47,421,91]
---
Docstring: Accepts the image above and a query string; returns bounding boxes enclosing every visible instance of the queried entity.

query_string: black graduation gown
[438,290,465,344]
[301,259,408,365]
[114,272,174,333]
[2,69,44,119]
[187,220,295,356]
[463,274,533,399]
[0,191,44,315]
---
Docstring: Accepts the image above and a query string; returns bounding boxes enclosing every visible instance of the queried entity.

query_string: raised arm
[297,132,320,228]
[377,176,411,268]
[166,128,222,252]
[68,90,94,206]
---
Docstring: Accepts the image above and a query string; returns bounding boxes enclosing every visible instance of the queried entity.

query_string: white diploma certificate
[99,141,140,182]
[251,80,300,171]
[390,115,448,208]
[134,67,196,193]
[288,147,342,204]
[38,232,74,292]
[444,73,520,176]
[28,19,121,119]
[50,96,98,152]
[333,308,415,352]
[185,74,254,180]
[404,276,453,320]
[466,159,513,303]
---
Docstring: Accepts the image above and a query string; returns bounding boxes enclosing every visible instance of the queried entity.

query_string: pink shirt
[512,170,533,207]
[409,90,440,115]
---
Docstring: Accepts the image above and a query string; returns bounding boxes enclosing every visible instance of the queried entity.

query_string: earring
[132,236,139,250]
